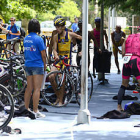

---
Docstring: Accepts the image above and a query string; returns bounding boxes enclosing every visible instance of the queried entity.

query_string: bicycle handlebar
[0,37,22,45]
[53,56,71,68]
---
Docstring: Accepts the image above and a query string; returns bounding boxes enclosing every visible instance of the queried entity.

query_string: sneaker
[33,111,46,118]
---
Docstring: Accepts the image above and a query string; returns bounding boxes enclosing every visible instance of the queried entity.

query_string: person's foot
[33,111,46,118]
[54,98,59,105]
[117,104,124,112]
[117,70,121,74]
[57,102,63,106]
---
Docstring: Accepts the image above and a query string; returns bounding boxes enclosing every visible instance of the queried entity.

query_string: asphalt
[1,52,140,140]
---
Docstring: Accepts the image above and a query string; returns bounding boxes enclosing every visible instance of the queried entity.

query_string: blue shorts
[25,67,44,76]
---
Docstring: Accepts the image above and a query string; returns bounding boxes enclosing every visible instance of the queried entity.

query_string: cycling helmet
[95,17,101,22]
[54,16,66,26]
[53,15,63,22]
[78,20,82,25]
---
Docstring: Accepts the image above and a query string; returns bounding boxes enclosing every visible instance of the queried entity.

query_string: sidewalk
[1,54,140,140]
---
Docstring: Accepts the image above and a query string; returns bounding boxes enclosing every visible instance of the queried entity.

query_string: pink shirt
[125,33,140,56]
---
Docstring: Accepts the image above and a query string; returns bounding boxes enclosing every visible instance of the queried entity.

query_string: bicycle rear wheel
[41,71,75,107]
[0,84,14,130]
[0,74,27,97]
[76,71,93,105]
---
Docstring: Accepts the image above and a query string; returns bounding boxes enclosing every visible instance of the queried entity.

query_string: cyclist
[48,16,72,64]
[75,20,98,68]
[0,19,8,34]
[117,27,140,111]
[90,17,108,78]
[50,16,82,106]
[111,25,126,74]
[0,17,21,55]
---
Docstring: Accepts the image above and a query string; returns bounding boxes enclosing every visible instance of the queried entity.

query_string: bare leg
[24,76,33,110]
[50,66,65,105]
[113,48,120,73]
[32,75,44,113]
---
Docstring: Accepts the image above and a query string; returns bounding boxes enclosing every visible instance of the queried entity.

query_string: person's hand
[78,52,82,56]
[8,30,12,34]
[118,49,122,54]
[98,48,102,53]
[55,55,59,61]
[0,24,2,29]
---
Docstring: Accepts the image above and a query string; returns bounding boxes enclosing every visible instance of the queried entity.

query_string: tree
[56,0,81,22]
[0,0,63,22]
[98,0,140,15]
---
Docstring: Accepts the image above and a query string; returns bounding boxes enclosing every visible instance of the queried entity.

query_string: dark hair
[28,19,41,34]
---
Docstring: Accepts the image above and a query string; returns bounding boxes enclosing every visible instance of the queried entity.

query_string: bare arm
[122,38,127,57]
[53,34,59,61]
[69,32,82,40]
[10,30,20,36]
[41,49,47,71]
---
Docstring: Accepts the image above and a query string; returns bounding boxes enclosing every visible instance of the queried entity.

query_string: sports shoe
[33,111,46,118]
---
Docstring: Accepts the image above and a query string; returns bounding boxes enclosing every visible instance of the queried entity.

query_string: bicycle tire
[0,84,14,130]
[41,71,75,107]
[76,71,93,105]
[0,74,27,97]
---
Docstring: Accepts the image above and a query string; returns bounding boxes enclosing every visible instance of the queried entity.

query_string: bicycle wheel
[0,74,27,97]
[0,84,14,130]
[41,71,75,107]
[76,71,93,105]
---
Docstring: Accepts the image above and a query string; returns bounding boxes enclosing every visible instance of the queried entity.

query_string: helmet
[78,20,82,25]
[54,16,66,26]
[53,15,63,22]
[95,17,101,22]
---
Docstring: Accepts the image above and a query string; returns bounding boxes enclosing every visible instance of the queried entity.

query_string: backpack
[20,27,25,38]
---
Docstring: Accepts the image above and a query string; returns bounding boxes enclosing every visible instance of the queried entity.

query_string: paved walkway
[1,53,140,140]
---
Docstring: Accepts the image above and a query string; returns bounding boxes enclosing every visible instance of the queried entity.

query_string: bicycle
[0,84,14,130]
[40,56,75,107]
[41,56,93,107]
[0,55,26,98]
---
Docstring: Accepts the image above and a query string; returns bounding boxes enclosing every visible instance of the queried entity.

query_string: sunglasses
[10,20,14,22]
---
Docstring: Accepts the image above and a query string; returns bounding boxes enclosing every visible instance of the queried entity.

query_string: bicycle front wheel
[41,71,75,107]
[0,84,14,130]
[76,71,93,105]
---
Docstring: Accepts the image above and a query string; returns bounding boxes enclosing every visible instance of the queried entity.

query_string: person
[71,17,79,32]
[48,16,72,64]
[74,20,98,68]
[117,27,140,111]
[0,17,21,54]
[111,25,126,74]
[90,17,108,78]
[0,19,8,34]
[23,19,46,118]
[50,16,82,106]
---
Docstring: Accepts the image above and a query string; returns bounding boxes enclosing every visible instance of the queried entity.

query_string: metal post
[77,0,90,124]
[108,7,111,51]
[112,8,115,32]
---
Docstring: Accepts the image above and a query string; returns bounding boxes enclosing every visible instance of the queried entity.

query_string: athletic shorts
[122,56,140,80]
[113,41,122,52]
[25,67,44,76]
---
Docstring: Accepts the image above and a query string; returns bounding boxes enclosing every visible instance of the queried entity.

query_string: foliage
[56,0,81,22]
[98,0,140,15]
[0,0,63,22]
